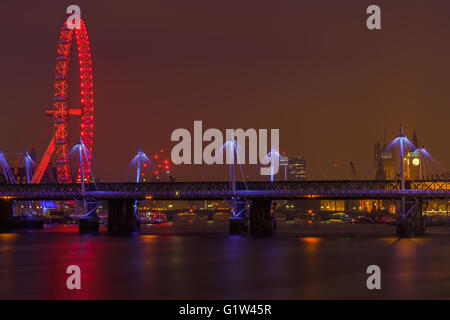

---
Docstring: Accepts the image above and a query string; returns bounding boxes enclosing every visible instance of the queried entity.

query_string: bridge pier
[249,198,274,236]
[0,199,14,232]
[396,217,414,237]
[414,199,426,235]
[396,198,426,237]
[229,217,247,234]
[107,199,139,233]
[14,215,45,230]
[79,216,100,233]
[79,202,100,233]
[229,201,248,235]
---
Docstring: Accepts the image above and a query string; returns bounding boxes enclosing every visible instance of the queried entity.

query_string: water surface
[1,218,450,299]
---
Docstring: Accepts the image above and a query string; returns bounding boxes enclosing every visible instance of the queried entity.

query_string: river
[1,218,450,299]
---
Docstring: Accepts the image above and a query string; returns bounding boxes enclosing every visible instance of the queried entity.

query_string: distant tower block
[286,156,307,181]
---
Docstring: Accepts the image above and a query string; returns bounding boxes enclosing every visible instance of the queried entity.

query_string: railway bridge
[1,180,449,236]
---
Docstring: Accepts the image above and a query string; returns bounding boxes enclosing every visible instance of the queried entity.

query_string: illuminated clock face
[412,158,420,166]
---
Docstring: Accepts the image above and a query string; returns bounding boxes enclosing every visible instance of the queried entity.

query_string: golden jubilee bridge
[1,180,450,237]
[0,180,450,201]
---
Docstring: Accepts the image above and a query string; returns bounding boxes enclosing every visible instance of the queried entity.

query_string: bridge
[1,180,450,200]
[1,180,450,236]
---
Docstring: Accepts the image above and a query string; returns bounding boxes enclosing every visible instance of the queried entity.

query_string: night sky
[1,1,450,181]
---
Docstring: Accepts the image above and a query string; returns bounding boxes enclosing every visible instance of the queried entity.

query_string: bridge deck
[1,180,450,200]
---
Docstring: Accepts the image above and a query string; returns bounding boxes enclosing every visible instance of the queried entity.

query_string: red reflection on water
[43,224,108,233]
[43,225,79,233]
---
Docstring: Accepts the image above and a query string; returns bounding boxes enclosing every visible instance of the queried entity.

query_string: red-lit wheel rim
[53,17,93,183]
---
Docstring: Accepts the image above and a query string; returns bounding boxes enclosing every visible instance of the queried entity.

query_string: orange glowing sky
[1,1,450,181]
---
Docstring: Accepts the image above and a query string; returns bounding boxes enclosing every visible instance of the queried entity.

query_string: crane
[349,162,358,180]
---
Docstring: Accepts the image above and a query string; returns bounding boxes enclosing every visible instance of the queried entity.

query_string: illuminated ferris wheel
[33,15,94,184]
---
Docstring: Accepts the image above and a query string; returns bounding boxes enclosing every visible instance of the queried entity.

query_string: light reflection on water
[0,219,450,299]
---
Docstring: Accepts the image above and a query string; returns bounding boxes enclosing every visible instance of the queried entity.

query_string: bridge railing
[1,180,450,200]
[410,181,450,191]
